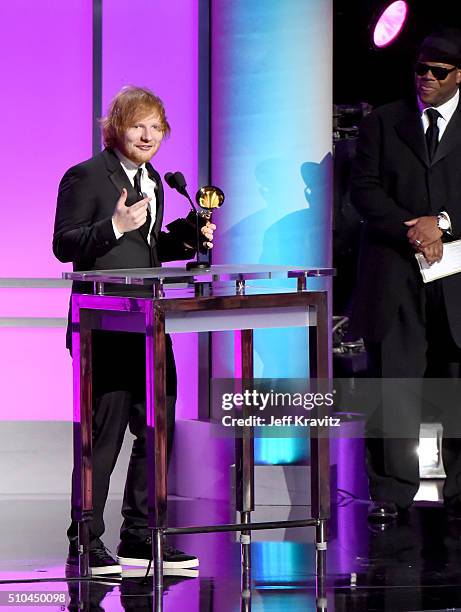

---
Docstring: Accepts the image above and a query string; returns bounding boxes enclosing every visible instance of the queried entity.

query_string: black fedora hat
[419,28,461,66]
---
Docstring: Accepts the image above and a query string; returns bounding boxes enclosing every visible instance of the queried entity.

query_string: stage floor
[0,492,460,611]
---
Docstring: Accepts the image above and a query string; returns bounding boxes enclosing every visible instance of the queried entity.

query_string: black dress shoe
[367,501,398,524]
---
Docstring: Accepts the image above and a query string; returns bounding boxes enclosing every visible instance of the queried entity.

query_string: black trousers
[365,278,461,509]
[67,330,177,544]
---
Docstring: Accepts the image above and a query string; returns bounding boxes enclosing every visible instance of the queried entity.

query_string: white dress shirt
[419,88,459,140]
[112,150,157,244]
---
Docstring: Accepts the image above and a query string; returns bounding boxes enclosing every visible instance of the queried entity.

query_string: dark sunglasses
[415,62,457,80]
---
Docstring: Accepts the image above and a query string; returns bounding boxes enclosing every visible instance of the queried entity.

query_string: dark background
[334,0,461,106]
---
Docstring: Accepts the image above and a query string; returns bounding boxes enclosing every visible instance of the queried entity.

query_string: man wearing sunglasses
[351,29,461,525]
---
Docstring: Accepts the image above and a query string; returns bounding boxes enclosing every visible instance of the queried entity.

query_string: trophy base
[186,261,211,271]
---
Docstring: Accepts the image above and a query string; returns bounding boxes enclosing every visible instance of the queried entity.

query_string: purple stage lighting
[373,1,408,48]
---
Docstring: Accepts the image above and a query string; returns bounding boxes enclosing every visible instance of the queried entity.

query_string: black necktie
[425,108,441,162]
[134,167,151,241]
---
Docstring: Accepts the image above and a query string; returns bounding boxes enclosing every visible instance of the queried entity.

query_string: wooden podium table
[64,264,333,592]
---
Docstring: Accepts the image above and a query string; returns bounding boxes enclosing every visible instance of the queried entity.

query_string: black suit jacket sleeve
[157,231,195,262]
[53,165,120,263]
[351,111,413,245]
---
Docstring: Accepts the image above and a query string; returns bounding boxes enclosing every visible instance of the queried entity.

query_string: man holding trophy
[53,85,215,575]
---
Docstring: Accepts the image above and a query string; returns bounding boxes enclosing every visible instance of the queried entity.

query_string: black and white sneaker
[66,543,122,577]
[163,544,199,569]
[117,538,199,569]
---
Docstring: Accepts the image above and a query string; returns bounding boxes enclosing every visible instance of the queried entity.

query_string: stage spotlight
[372,1,408,48]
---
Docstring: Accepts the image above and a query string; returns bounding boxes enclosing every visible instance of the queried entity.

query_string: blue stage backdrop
[211,0,332,464]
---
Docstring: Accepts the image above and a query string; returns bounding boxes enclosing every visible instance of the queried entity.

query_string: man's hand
[420,239,443,265]
[405,216,442,249]
[112,188,151,234]
[201,221,216,249]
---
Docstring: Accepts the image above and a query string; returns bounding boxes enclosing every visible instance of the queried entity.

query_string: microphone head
[164,172,176,188]
[164,171,192,203]
[173,171,187,191]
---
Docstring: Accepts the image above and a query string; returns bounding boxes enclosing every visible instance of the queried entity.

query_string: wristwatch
[436,213,452,235]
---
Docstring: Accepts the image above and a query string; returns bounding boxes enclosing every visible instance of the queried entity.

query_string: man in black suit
[53,86,214,574]
[351,29,461,523]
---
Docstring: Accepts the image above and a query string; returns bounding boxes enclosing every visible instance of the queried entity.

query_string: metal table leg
[309,294,331,576]
[146,306,168,591]
[234,329,254,573]
[241,562,252,612]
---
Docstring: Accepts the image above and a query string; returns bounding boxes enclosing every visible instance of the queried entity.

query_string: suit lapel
[102,149,165,248]
[110,166,142,209]
[103,148,154,246]
[395,108,430,168]
[394,98,461,168]
[103,148,139,205]
[432,104,461,165]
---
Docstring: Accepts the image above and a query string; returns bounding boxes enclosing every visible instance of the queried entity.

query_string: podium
[64,264,333,590]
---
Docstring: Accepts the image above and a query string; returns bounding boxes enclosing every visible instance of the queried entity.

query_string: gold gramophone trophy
[196,185,225,214]
[185,185,225,270]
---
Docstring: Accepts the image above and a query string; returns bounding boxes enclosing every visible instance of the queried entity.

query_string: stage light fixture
[418,423,445,479]
[372,1,408,48]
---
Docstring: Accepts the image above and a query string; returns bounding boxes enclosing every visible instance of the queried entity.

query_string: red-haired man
[54,86,213,575]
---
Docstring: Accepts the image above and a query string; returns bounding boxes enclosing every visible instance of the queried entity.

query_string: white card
[416,239,461,283]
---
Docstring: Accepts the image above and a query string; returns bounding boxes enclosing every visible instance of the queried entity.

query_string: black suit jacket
[351,97,461,344]
[53,148,195,350]
[53,147,193,270]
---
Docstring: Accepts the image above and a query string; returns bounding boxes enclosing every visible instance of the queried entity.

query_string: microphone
[173,171,187,193]
[164,171,188,195]
[164,171,197,212]
[164,170,209,270]
[164,172,176,190]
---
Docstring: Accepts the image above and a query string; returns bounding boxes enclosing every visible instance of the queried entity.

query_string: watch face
[438,215,450,230]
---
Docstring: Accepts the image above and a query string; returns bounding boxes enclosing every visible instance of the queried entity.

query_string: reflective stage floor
[1,492,461,611]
